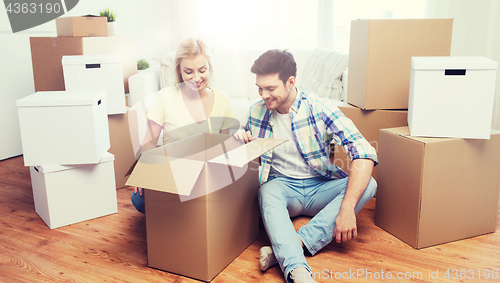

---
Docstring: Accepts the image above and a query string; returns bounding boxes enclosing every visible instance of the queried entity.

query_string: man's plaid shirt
[244,89,378,185]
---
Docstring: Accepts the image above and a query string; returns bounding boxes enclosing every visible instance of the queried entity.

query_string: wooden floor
[1,155,499,283]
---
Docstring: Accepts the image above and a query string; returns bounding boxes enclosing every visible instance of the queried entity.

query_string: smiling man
[235,50,378,283]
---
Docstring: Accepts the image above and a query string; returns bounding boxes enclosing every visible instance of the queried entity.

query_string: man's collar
[289,87,302,113]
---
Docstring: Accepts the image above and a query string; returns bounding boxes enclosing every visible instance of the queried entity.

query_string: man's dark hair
[251,49,297,85]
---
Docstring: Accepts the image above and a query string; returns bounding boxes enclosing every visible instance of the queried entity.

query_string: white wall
[11,1,494,160]
[0,0,322,160]
[0,0,171,160]
[426,0,500,130]
[0,34,39,160]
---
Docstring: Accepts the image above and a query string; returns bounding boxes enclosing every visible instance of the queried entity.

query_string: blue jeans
[131,190,145,214]
[259,175,377,282]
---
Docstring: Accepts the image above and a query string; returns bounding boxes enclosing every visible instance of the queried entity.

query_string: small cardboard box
[30,36,137,94]
[16,90,110,166]
[126,133,285,281]
[108,110,137,189]
[332,104,408,180]
[56,15,108,37]
[408,56,498,139]
[30,152,117,229]
[63,55,126,115]
[375,127,500,249]
[347,19,453,110]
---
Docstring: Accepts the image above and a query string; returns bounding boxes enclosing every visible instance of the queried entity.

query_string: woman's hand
[133,187,144,196]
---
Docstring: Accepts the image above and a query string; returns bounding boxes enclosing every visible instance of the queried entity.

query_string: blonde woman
[131,38,236,213]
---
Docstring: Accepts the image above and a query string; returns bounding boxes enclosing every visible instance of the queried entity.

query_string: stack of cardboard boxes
[333,19,453,181]
[375,55,500,249]
[16,90,117,229]
[17,16,141,229]
[29,15,138,190]
[342,19,500,249]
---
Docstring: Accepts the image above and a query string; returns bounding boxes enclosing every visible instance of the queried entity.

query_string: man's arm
[333,158,374,243]
[320,100,377,242]
[233,108,255,143]
[141,119,163,153]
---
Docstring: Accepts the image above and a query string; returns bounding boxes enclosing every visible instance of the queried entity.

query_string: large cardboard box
[30,36,137,94]
[126,133,285,281]
[63,55,126,115]
[408,56,498,139]
[56,16,108,37]
[108,110,137,189]
[30,152,117,229]
[17,90,110,166]
[375,127,500,249]
[347,19,453,110]
[332,105,408,180]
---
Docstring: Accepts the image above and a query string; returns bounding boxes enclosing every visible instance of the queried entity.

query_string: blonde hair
[174,38,214,86]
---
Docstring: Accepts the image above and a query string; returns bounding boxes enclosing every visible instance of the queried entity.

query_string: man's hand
[333,208,357,243]
[333,159,374,243]
[233,129,255,143]
[134,187,143,196]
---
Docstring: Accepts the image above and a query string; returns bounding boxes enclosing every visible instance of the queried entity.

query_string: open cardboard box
[126,133,285,281]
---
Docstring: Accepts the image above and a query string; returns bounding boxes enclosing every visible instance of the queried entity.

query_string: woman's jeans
[259,175,377,282]
[131,190,145,214]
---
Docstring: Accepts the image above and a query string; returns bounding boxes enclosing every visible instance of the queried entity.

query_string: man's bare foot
[259,246,278,271]
[291,266,317,283]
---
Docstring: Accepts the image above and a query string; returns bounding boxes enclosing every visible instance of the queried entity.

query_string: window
[327,0,427,53]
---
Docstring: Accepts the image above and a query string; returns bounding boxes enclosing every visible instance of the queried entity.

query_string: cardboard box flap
[81,14,102,18]
[387,127,499,143]
[209,138,287,167]
[383,127,461,144]
[126,135,286,195]
[381,127,410,137]
[167,158,205,195]
[412,56,498,70]
[16,91,104,107]
[125,151,205,195]
[62,54,122,66]
[33,152,114,174]
[204,134,244,161]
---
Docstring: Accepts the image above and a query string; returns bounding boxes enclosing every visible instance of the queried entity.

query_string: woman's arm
[134,119,163,196]
[141,119,163,153]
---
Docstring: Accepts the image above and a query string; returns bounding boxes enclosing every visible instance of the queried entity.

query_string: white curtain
[165,0,319,51]
[426,0,500,130]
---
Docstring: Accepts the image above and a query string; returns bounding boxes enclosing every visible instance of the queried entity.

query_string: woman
[131,38,237,213]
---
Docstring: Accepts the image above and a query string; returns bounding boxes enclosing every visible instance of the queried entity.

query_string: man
[235,50,378,283]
